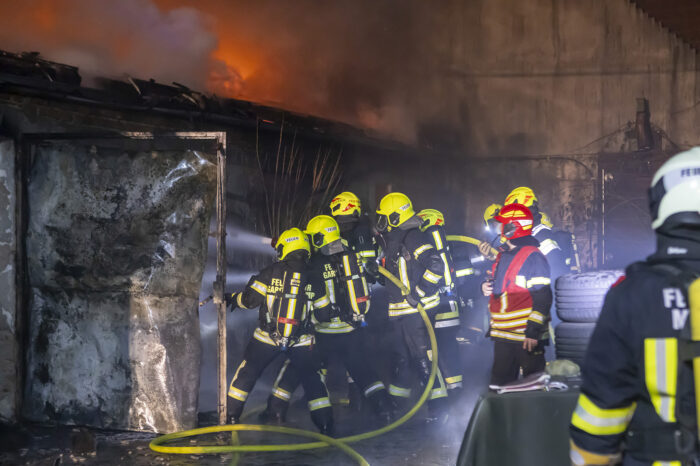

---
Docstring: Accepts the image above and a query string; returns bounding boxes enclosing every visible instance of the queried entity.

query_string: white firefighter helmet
[649,147,700,230]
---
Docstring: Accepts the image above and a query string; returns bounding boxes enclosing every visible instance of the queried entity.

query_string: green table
[457,389,579,466]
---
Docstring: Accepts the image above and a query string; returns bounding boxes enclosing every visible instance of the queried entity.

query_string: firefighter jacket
[339,213,378,270]
[532,222,569,280]
[308,247,370,334]
[382,226,444,317]
[423,224,461,328]
[450,240,485,298]
[488,236,552,343]
[235,254,313,347]
[570,235,700,465]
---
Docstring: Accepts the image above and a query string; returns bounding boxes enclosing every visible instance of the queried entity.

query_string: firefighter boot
[311,409,335,437]
[368,391,395,425]
[259,395,288,424]
[347,381,363,412]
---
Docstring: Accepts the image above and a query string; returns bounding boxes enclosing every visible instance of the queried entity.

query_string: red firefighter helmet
[494,203,534,240]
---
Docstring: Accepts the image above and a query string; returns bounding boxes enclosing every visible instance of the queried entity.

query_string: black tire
[555,322,595,362]
[556,307,605,323]
[555,270,623,323]
[555,322,596,339]
[555,270,624,292]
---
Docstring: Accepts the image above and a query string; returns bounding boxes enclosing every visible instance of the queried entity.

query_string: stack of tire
[554,270,624,366]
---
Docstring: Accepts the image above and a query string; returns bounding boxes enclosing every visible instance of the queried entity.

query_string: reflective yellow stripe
[429,362,448,400]
[236,293,247,309]
[272,359,289,389]
[272,387,291,401]
[423,269,441,284]
[388,384,411,397]
[652,462,682,466]
[445,375,462,384]
[491,308,532,320]
[399,257,409,288]
[644,338,678,422]
[435,310,459,320]
[308,397,331,411]
[440,252,453,286]
[344,254,361,316]
[413,244,433,259]
[539,238,560,255]
[455,268,474,277]
[515,275,527,288]
[283,273,300,338]
[528,311,545,324]
[315,321,354,334]
[499,292,508,313]
[490,329,525,341]
[314,295,331,308]
[435,319,460,328]
[364,381,385,397]
[571,393,636,436]
[432,230,444,251]
[527,277,551,288]
[491,318,529,329]
[250,280,267,296]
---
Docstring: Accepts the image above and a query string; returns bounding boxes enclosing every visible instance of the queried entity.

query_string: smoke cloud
[0,0,242,95]
[0,0,434,143]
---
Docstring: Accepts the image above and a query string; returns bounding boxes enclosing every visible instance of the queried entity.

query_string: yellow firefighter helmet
[540,211,553,228]
[376,192,415,232]
[504,186,538,207]
[330,191,362,218]
[483,203,502,226]
[417,208,445,232]
[306,215,341,250]
[275,227,311,260]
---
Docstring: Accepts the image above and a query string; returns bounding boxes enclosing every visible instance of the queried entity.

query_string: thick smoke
[0,0,242,94]
[0,0,431,143]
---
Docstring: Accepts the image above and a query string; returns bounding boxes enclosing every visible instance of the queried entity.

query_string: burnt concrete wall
[23,142,216,432]
[0,138,17,422]
[410,0,700,155]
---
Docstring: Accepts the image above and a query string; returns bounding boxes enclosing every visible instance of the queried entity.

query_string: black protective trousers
[429,302,463,391]
[267,329,391,419]
[387,313,448,410]
[227,336,333,433]
[489,339,545,386]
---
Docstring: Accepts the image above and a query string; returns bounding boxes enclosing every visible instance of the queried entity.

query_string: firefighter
[541,211,581,273]
[569,148,700,466]
[503,186,570,280]
[225,228,333,434]
[478,203,503,261]
[417,208,464,393]
[481,203,553,386]
[329,191,379,279]
[265,215,393,423]
[376,193,448,417]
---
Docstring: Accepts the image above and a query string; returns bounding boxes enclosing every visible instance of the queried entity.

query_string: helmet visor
[312,231,325,248]
[376,214,389,232]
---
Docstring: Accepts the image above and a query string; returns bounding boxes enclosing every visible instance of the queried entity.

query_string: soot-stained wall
[0,138,17,422]
[23,142,216,432]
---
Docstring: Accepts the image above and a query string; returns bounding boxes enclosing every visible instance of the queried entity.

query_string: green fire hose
[149,265,438,465]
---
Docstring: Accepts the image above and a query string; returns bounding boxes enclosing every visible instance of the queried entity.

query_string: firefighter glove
[226,292,240,312]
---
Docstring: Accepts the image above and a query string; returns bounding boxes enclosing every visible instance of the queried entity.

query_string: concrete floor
[0,340,492,466]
